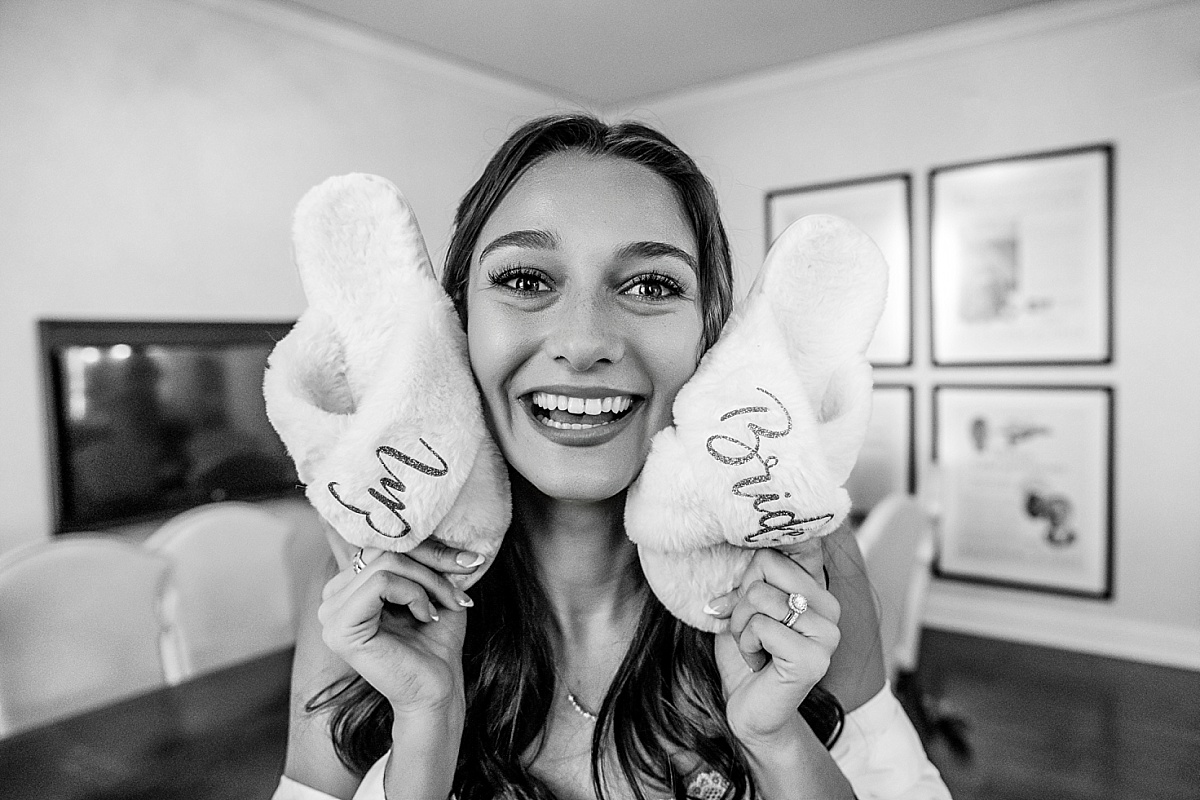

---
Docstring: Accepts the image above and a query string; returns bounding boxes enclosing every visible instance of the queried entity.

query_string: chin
[523,465,637,504]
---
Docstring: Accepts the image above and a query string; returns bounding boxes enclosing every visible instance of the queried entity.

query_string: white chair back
[145,502,296,681]
[856,493,935,681]
[0,538,178,737]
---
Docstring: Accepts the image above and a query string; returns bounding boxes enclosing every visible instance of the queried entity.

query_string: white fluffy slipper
[625,215,888,630]
[263,174,509,586]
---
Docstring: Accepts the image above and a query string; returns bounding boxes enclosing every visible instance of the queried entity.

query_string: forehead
[474,151,696,255]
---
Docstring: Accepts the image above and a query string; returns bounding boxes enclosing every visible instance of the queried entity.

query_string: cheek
[466,308,506,401]
[641,312,704,411]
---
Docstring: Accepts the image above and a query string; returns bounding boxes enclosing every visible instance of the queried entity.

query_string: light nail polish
[456,551,486,568]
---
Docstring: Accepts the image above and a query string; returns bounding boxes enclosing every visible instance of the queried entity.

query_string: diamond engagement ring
[781,592,808,628]
[351,548,367,575]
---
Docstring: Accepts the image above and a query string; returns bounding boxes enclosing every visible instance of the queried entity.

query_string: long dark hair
[309,114,842,798]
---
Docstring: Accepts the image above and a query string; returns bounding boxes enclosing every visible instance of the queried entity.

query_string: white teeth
[541,417,610,430]
[531,392,635,418]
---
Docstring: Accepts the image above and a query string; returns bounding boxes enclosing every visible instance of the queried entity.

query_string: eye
[622,272,684,301]
[488,266,551,296]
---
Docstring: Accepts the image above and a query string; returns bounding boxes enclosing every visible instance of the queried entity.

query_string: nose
[546,292,625,371]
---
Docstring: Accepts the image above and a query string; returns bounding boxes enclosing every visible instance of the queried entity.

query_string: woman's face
[466,151,705,502]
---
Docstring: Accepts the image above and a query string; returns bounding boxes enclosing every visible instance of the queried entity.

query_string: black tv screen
[39,320,301,533]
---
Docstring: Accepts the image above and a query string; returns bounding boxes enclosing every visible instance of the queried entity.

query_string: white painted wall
[622,0,1200,668]
[0,0,561,554]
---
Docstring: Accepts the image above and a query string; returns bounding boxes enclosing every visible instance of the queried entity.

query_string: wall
[623,0,1200,668]
[0,0,561,554]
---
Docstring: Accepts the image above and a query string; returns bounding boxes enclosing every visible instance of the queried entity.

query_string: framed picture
[846,384,915,517]
[932,385,1114,598]
[929,144,1113,365]
[767,174,912,366]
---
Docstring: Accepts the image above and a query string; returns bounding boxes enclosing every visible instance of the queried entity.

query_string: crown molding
[179,0,565,107]
[619,0,1186,115]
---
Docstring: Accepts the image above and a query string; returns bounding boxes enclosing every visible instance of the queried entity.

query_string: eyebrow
[616,241,698,273]
[478,229,558,262]
[477,229,698,274]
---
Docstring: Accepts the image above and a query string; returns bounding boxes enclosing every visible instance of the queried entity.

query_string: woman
[279,114,947,799]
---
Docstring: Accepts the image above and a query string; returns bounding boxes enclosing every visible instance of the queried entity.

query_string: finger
[741,549,840,623]
[404,537,488,575]
[321,546,385,601]
[324,550,473,614]
[321,570,440,640]
[774,538,826,586]
[752,613,839,680]
[744,618,840,686]
[736,616,770,672]
[726,580,841,663]
[727,579,793,639]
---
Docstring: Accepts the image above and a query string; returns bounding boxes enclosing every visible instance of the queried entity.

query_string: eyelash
[485,266,685,301]
[622,271,685,301]
[487,266,550,296]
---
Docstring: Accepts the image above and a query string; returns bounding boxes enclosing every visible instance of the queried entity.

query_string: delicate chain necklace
[565,690,598,723]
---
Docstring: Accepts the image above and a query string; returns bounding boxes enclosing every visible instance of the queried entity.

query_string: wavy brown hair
[309,113,843,799]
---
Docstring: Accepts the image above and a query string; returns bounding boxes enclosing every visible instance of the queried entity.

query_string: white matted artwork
[846,384,914,515]
[766,174,912,366]
[933,385,1113,598]
[930,145,1113,365]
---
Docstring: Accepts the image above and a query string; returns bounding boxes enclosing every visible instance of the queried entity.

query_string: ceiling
[280,0,1062,107]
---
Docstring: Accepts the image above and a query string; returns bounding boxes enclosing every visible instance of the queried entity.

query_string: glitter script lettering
[327,440,449,537]
[705,387,830,542]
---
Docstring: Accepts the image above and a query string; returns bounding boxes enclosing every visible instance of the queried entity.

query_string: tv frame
[38,319,297,534]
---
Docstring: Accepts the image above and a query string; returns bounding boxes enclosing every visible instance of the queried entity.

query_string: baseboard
[922,586,1200,671]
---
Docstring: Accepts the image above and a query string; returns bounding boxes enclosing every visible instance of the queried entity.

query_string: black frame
[38,319,296,533]
[928,143,1115,367]
[931,383,1115,599]
[765,172,914,368]
[846,383,916,518]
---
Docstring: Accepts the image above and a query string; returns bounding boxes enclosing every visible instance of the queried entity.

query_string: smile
[529,391,635,430]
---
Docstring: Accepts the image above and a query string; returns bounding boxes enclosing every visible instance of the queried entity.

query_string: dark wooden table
[0,647,293,800]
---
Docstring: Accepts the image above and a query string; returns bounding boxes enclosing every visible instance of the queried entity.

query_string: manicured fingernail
[456,551,486,569]
[429,611,440,622]
[457,593,474,608]
[703,598,728,616]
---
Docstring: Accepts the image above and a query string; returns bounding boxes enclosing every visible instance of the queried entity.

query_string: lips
[529,391,636,430]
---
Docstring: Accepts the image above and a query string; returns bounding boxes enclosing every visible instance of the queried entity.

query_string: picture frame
[929,144,1114,366]
[766,173,913,367]
[932,385,1114,599]
[846,384,915,518]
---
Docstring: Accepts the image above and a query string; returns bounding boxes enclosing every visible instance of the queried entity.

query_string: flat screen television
[39,320,302,533]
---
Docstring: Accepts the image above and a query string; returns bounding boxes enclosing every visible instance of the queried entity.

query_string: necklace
[565,691,598,723]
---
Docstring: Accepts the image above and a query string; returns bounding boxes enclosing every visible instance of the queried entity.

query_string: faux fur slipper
[263,174,509,587]
[625,214,888,631]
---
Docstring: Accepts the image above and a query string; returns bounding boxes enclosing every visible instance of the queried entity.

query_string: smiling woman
[278,113,949,800]
[465,151,705,502]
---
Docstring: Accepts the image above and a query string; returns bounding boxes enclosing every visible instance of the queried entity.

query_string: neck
[510,474,645,648]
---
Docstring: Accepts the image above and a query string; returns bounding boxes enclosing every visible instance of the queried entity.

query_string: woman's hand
[317,539,483,717]
[707,541,841,744]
